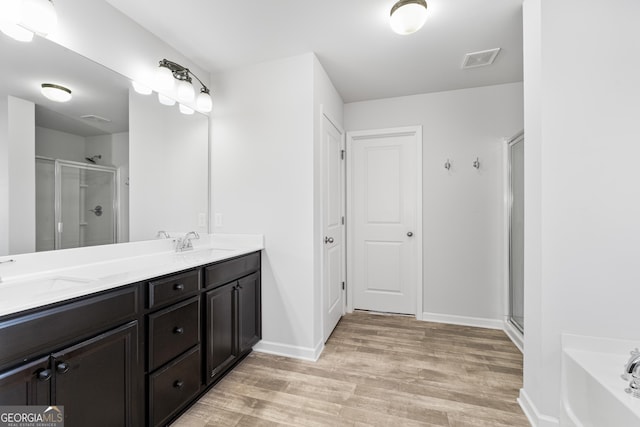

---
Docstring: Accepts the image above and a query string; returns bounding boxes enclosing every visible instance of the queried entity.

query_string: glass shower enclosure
[508,133,525,333]
[36,158,118,251]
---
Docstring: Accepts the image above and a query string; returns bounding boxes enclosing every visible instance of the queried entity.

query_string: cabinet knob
[36,369,52,382]
[173,380,184,389]
[173,327,184,335]
[56,362,70,374]
[173,283,184,291]
[407,232,413,237]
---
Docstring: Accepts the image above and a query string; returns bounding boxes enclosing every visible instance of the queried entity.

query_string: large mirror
[0,35,209,256]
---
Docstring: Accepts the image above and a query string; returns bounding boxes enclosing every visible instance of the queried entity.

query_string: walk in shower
[36,157,118,251]
[508,132,524,333]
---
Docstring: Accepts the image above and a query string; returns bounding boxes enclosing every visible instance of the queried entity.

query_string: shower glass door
[508,133,525,333]
[55,160,117,250]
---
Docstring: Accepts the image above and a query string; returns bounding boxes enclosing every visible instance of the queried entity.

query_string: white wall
[521,0,640,424]
[8,97,35,255]
[345,83,524,326]
[129,91,208,241]
[211,53,319,358]
[35,127,86,162]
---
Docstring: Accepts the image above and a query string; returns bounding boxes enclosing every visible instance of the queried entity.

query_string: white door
[348,127,422,315]
[322,114,345,341]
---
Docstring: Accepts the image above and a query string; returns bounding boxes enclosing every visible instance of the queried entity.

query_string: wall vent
[80,114,112,123]
[461,48,501,69]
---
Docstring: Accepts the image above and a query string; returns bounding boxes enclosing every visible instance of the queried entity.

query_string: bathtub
[561,334,640,427]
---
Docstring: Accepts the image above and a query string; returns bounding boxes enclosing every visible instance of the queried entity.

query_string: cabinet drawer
[148,269,200,309]
[149,346,201,427]
[0,286,138,371]
[204,252,260,289]
[148,296,200,371]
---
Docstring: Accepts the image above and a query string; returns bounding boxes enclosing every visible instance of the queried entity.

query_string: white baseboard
[253,339,324,362]
[518,388,560,427]
[421,311,503,330]
[503,318,524,353]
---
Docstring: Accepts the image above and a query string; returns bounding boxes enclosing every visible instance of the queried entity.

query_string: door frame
[345,126,423,320]
[320,107,346,342]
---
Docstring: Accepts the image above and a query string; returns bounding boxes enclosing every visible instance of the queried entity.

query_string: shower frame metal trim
[507,131,525,335]
[51,158,119,250]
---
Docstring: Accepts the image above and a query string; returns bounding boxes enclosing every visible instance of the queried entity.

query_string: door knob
[407,232,413,237]
[324,236,334,244]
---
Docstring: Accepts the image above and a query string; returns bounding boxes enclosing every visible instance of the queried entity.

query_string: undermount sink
[41,276,95,291]
[562,347,640,427]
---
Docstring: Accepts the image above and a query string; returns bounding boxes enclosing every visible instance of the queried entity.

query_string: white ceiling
[105,0,523,103]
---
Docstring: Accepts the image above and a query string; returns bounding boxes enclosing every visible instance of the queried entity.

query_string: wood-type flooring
[172,311,529,426]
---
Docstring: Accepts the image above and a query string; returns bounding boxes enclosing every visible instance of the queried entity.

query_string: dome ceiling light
[389,0,428,35]
[41,83,71,103]
[0,0,58,42]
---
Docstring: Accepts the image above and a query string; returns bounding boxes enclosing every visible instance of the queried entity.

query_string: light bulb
[20,0,57,36]
[155,66,175,92]
[177,79,195,103]
[390,0,428,35]
[0,0,33,42]
[132,81,152,95]
[158,93,176,106]
[196,91,212,113]
[41,83,72,102]
[179,104,195,115]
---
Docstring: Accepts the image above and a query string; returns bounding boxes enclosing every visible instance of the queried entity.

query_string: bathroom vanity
[0,235,262,426]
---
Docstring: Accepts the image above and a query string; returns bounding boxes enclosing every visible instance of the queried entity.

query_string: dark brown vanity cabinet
[145,269,202,427]
[204,253,261,384]
[0,286,141,426]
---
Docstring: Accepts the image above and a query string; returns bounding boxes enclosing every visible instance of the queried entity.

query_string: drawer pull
[173,327,184,335]
[173,283,184,291]
[173,380,184,389]
[56,362,70,374]
[37,369,52,382]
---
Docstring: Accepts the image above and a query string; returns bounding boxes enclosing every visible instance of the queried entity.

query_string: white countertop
[0,234,264,317]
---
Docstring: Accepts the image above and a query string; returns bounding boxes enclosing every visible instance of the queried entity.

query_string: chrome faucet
[156,230,171,239]
[176,231,200,252]
[623,349,640,381]
[623,348,640,398]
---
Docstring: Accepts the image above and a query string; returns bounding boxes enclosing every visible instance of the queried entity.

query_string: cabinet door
[0,357,50,405]
[205,282,236,384]
[52,321,138,427]
[237,272,261,354]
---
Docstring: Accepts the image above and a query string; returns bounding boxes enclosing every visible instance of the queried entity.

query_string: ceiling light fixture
[0,0,58,42]
[41,83,71,102]
[156,59,212,113]
[389,0,428,35]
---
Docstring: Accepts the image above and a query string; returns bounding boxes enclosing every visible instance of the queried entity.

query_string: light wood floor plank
[172,311,529,426]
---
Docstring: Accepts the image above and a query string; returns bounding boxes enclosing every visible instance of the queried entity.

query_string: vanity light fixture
[156,59,212,113]
[0,0,58,42]
[178,104,195,115]
[389,0,428,35]
[41,83,71,102]
[131,81,152,95]
[157,93,176,106]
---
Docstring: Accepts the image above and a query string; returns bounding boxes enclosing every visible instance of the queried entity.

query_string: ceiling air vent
[80,114,112,123]
[461,48,501,69]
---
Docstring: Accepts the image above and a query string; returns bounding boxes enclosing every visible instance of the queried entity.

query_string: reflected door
[55,161,117,250]
[509,134,525,332]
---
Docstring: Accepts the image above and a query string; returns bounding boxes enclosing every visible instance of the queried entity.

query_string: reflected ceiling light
[179,104,195,115]
[390,0,428,35]
[41,83,71,102]
[156,59,212,113]
[158,93,176,106]
[132,81,152,95]
[0,0,57,42]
